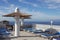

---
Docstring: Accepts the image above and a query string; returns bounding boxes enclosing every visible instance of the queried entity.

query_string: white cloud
[0,2,60,21]
[32,3,38,7]
[0,4,19,16]
[2,0,9,3]
[38,0,60,9]
[30,11,60,21]
[47,4,60,9]
[19,0,24,2]
[0,6,16,21]
[6,4,16,10]
[19,0,39,7]
[45,0,60,3]
[19,0,59,9]
[0,11,6,15]
[17,7,60,21]
[45,0,60,9]
[3,4,18,13]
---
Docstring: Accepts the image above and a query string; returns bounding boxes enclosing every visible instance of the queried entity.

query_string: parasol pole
[14,8,20,37]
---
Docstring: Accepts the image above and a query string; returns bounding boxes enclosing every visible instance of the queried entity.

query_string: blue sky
[0,0,60,21]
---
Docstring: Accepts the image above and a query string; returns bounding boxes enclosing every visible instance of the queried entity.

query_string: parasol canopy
[3,8,32,19]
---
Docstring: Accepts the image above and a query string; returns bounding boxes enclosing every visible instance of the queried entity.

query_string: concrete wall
[34,24,60,32]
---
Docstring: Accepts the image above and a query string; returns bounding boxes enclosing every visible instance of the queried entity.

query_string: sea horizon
[9,20,60,26]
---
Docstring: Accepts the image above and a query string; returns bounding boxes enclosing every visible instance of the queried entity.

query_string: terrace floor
[9,31,48,40]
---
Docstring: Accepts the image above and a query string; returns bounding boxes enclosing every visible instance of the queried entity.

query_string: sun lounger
[23,28,43,34]
[50,36,60,40]
[38,32,60,39]
[40,33,53,39]
[23,28,32,31]
[0,28,10,38]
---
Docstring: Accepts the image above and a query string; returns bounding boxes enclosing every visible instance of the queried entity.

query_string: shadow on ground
[0,38,11,40]
[0,37,11,40]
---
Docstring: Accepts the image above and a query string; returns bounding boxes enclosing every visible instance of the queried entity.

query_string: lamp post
[51,20,53,28]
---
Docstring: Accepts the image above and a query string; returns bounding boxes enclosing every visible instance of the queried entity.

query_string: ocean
[9,21,60,26]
